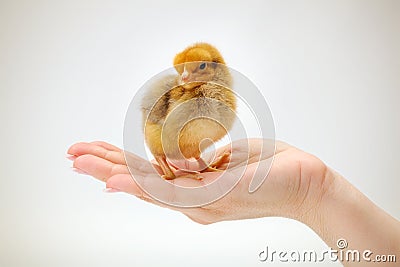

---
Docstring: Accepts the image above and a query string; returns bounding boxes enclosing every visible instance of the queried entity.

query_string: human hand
[67,139,331,225]
[67,139,400,266]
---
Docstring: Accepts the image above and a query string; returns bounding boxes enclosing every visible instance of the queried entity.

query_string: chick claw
[162,173,203,180]
[203,152,231,172]
[161,174,175,180]
[178,173,204,180]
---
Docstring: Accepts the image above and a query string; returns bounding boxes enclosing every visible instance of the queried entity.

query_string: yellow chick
[141,43,236,179]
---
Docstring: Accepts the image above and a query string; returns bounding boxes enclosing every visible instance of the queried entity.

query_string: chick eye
[199,63,206,70]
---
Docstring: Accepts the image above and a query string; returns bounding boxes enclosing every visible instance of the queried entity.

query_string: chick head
[173,43,227,86]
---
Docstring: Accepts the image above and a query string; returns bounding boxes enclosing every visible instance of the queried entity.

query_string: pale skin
[67,139,400,266]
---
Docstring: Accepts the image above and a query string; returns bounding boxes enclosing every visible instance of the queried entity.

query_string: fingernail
[103,188,121,193]
[66,155,77,161]
[71,167,88,175]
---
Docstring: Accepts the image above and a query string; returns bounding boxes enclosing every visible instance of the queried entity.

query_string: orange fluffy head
[174,43,225,67]
[173,43,226,85]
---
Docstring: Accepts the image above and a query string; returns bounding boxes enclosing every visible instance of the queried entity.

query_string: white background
[1,0,399,266]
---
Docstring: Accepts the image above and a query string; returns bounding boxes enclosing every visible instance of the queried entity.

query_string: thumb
[106,174,174,209]
[106,174,144,197]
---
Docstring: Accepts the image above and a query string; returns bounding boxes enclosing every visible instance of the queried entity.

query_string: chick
[141,43,236,179]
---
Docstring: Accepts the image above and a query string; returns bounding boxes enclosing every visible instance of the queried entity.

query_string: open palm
[67,139,330,224]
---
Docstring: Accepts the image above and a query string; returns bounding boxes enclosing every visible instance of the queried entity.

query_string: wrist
[302,168,400,265]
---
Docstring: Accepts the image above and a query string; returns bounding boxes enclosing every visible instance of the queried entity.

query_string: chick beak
[180,70,190,83]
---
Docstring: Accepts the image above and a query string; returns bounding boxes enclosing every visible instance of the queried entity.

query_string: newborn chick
[141,43,236,179]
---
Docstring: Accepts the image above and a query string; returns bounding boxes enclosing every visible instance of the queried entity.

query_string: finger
[106,174,151,199]
[68,142,126,165]
[90,141,122,152]
[73,154,129,182]
[106,174,179,210]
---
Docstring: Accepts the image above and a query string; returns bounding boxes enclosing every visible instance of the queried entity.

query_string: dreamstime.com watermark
[258,238,397,263]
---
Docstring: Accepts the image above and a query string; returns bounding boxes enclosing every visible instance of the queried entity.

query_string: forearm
[305,169,400,266]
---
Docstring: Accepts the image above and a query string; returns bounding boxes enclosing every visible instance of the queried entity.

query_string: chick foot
[200,152,231,172]
[162,172,203,180]
[158,162,203,180]
[155,155,176,180]
[176,172,204,180]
